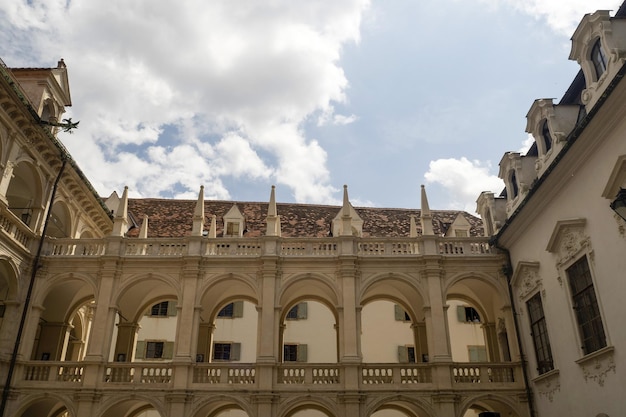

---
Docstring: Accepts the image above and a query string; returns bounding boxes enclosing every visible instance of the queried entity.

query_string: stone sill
[575,345,614,366]
[532,368,559,384]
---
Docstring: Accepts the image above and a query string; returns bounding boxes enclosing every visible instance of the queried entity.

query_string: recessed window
[225,222,240,237]
[213,342,241,361]
[457,305,481,323]
[151,301,169,316]
[567,256,606,354]
[217,301,244,318]
[527,292,554,374]
[146,341,164,359]
[397,345,416,363]
[510,171,519,199]
[541,119,552,153]
[286,302,308,320]
[283,343,307,362]
[591,38,607,80]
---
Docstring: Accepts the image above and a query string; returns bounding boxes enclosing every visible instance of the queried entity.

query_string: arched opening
[460,396,522,417]
[48,200,72,238]
[361,300,426,364]
[591,38,607,80]
[16,397,70,417]
[100,399,164,417]
[6,161,42,229]
[280,300,337,364]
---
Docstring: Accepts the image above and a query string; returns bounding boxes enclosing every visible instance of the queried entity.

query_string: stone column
[337,254,360,398]
[0,300,20,360]
[19,304,43,360]
[84,262,118,363]
[256,255,279,391]
[482,322,500,362]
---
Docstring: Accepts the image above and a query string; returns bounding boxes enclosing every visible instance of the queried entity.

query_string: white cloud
[424,157,503,213]
[0,0,370,203]
[477,0,622,35]
[519,134,535,154]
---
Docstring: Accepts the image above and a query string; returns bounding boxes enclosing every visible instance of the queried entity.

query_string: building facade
[477,6,626,417]
[0,59,527,416]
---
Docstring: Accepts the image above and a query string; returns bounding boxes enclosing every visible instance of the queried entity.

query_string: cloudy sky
[0,0,622,212]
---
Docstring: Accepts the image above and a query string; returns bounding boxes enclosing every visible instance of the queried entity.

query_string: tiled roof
[127,198,484,238]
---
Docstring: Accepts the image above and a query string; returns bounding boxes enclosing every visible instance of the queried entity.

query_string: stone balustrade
[42,236,495,259]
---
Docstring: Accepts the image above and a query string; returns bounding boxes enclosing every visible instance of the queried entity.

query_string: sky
[0,0,622,213]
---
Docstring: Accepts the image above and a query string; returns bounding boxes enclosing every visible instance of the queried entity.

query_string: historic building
[0,59,524,417]
[477,5,626,417]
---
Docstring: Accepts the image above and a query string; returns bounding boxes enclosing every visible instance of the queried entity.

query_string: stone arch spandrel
[278,272,340,312]
[114,273,181,322]
[14,392,75,417]
[278,395,338,417]
[199,273,259,319]
[190,394,255,417]
[457,393,526,417]
[96,393,166,417]
[360,273,426,313]
[366,394,436,417]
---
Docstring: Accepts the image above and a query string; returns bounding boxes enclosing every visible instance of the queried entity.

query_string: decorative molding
[534,370,560,402]
[511,261,541,301]
[576,346,616,387]
[546,219,590,265]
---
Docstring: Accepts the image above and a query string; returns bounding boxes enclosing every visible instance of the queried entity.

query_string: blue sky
[0,0,622,213]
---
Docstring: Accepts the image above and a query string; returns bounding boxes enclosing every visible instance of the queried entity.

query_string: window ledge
[575,345,614,366]
[532,368,559,384]
[575,346,616,387]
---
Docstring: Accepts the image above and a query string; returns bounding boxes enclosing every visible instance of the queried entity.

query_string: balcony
[43,236,496,259]
[14,361,524,393]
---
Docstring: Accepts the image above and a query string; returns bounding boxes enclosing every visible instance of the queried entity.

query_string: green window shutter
[397,346,408,363]
[394,304,404,321]
[163,342,175,359]
[231,343,241,361]
[297,344,308,362]
[457,306,466,322]
[135,341,145,359]
[233,301,244,318]
[297,302,308,319]
[167,301,177,316]
[468,346,487,362]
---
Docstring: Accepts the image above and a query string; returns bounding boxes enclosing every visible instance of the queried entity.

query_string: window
[468,345,487,362]
[213,342,241,361]
[454,229,468,237]
[217,301,244,318]
[397,345,416,363]
[135,340,175,360]
[225,222,240,236]
[567,256,606,354]
[527,292,554,374]
[151,301,168,316]
[591,38,607,80]
[146,341,164,359]
[394,304,411,321]
[150,301,176,317]
[541,119,552,153]
[286,302,308,320]
[510,170,519,199]
[457,305,481,323]
[283,344,308,362]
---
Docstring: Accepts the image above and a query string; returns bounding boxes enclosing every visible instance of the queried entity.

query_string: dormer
[476,191,507,236]
[569,10,626,111]
[331,185,363,237]
[10,60,72,128]
[444,213,471,238]
[223,204,245,237]
[498,152,537,215]
[525,99,579,175]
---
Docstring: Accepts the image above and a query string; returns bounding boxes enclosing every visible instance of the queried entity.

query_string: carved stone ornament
[511,261,541,301]
[580,350,616,387]
[535,373,560,402]
[546,219,589,265]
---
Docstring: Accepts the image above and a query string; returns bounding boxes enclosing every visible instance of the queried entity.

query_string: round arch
[278,272,340,314]
[360,273,426,316]
[199,273,260,320]
[278,396,338,417]
[457,393,525,417]
[14,393,75,417]
[0,256,21,300]
[190,395,254,417]
[48,199,73,238]
[96,393,166,417]
[114,273,181,323]
[6,159,45,228]
[367,394,436,417]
